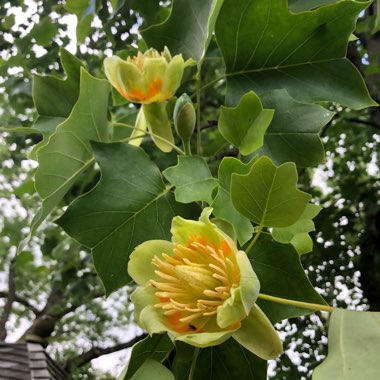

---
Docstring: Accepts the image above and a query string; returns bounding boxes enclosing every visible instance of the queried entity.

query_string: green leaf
[218,91,274,155]
[288,0,341,12]
[272,203,322,254]
[30,49,84,159]
[57,142,197,295]
[33,48,83,118]
[215,0,375,109]
[231,156,311,227]
[313,309,380,380]
[119,334,173,380]
[212,157,255,245]
[256,90,334,167]
[142,0,218,60]
[163,156,218,204]
[191,338,267,380]
[65,0,102,43]
[29,17,58,47]
[31,69,110,237]
[250,233,326,323]
[131,359,174,380]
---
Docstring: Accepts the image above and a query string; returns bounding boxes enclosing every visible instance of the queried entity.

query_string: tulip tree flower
[104,47,187,152]
[128,208,283,360]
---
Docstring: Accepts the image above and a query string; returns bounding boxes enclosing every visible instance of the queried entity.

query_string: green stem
[258,293,334,313]
[245,225,263,254]
[183,139,192,155]
[188,347,200,380]
[112,122,185,155]
[196,66,202,155]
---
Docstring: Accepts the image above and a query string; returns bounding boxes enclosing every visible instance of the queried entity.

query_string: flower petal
[217,286,246,329]
[232,304,283,360]
[130,285,158,324]
[163,54,185,98]
[171,208,236,253]
[236,250,260,313]
[129,107,148,147]
[128,240,174,285]
[175,329,235,348]
[139,304,170,335]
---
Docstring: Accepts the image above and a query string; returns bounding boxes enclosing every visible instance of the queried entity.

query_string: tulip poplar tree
[2,0,380,378]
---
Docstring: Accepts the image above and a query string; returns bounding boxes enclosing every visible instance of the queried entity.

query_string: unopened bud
[173,94,196,143]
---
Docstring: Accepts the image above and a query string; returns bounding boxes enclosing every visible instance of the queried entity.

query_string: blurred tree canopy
[0,0,379,378]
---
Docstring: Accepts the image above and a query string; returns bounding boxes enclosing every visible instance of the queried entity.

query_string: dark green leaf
[30,17,58,47]
[313,309,380,380]
[163,156,218,204]
[212,157,255,245]
[250,233,327,323]
[192,338,267,380]
[119,334,173,380]
[142,0,218,60]
[57,142,197,294]
[131,359,174,380]
[215,0,375,108]
[256,90,334,167]
[231,156,311,227]
[288,0,341,12]
[219,91,274,155]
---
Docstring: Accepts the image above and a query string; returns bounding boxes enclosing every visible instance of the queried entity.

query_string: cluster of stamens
[150,241,240,332]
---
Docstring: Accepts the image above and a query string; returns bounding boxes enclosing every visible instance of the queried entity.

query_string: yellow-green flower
[104,47,185,104]
[128,209,283,359]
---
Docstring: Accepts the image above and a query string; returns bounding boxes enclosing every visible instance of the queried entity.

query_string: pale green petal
[171,208,236,251]
[236,250,260,313]
[175,329,234,348]
[217,286,246,329]
[143,102,174,153]
[144,57,167,86]
[163,54,184,97]
[130,285,158,324]
[128,240,173,285]
[104,56,145,96]
[129,107,148,147]
[232,304,283,360]
[139,304,170,335]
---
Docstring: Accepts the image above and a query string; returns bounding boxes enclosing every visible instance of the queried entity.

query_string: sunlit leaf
[231,156,311,227]
[272,203,322,254]
[212,157,255,245]
[219,91,274,155]
[313,309,380,380]
[163,156,218,204]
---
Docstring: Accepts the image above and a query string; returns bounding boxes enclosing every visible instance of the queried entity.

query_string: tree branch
[0,255,17,341]
[0,291,40,316]
[63,333,148,373]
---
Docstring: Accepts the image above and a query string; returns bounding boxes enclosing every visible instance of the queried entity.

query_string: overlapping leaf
[31,69,110,237]
[272,203,322,254]
[250,233,327,323]
[256,90,335,167]
[57,142,197,294]
[163,156,218,204]
[173,339,266,380]
[219,91,274,155]
[119,334,173,380]
[212,157,256,245]
[215,0,375,108]
[313,309,380,379]
[231,156,311,227]
[142,0,219,60]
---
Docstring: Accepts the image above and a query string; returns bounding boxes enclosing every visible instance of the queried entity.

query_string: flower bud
[173,93,196,143]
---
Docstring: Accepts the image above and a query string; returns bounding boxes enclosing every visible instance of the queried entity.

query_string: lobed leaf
[231,156,311,228]
[57,142,197,294]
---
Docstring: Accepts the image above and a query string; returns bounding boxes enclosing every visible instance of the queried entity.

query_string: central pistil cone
[150,242,240,333]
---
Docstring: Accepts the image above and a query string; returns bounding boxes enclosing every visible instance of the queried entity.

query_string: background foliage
[0,0,379,378]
